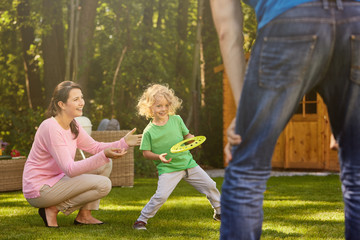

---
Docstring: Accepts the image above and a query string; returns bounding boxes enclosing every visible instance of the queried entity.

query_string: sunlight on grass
[261,175,344,240]
[306,210,343,221]
[101,204,143,211]
[0,175,345,240]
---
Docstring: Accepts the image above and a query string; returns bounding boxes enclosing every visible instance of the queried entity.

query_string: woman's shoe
[74,219,104,225]
[38,208,59,228]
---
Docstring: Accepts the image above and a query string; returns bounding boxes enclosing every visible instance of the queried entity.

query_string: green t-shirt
[140,115,198,175]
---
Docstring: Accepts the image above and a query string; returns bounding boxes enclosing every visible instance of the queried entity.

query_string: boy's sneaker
[133,221,147,230]
[213,213,221,221]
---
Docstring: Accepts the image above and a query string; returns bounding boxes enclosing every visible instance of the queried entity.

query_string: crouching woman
[22,81,141,227]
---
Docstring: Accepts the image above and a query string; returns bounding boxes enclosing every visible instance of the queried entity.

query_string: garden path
[205,169,339,178]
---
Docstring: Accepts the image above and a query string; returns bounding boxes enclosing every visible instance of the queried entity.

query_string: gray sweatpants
[137,165,221,223]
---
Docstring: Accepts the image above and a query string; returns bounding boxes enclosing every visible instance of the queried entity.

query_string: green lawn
[0,175,344,239]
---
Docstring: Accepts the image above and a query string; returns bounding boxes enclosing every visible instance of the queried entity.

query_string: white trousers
[137,165,221,223]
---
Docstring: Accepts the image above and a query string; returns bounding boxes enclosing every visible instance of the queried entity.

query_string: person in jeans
[23,81,142,227]
[211,0,360,239]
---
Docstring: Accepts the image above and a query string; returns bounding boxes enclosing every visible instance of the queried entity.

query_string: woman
[22,81,141,227]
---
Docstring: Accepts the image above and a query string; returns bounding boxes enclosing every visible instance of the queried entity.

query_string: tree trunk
[199,0,224,167]
[65,0,78,82]
[112,2,131,109]
[156,0,164,29]
[186,0,202,132]
[110,46,127,116]
[142,0,154,49]
[17,0,43,108]
[77,0,99,98]
[42,0,65,102]
[175,0,189,103]
[176,0,189,41]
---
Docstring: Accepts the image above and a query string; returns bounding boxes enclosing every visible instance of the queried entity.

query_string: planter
[0,158,26,192]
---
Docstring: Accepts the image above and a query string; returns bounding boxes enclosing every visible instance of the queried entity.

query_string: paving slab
[205,169,339,178]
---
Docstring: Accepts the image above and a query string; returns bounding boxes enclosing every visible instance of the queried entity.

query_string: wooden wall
[219,65,339,171]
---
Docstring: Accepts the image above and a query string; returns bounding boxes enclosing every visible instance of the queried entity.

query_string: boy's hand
[104,148,127,159]
[124,128,142,146]
[184,133,195,139]
[159,153,172,163]
[184,133,195,144]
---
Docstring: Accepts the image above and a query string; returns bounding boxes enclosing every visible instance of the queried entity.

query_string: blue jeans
[220,1,360,239]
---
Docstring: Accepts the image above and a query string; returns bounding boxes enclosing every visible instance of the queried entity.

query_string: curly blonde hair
[137,84,182,119]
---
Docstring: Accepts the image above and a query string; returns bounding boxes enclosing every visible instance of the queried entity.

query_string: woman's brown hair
[45,81,82,138]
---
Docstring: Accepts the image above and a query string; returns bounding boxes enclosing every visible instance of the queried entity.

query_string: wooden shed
[216,65,340,171]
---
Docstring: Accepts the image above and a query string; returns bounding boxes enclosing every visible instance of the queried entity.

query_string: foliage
[86,0,198,129]
[0,0,258,169]
[0,175,345,239]
[242,2,257,54]
[133,148,158,178]
[0,106,44,155]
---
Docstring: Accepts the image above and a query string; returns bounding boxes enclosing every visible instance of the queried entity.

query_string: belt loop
[185,169,189,178]
[322,0,329,10]
[336,0,344,10]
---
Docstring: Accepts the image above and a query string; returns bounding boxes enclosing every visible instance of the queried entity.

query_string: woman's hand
[124,128,142,146]
[159,153,172,163]
[104,148,127,159]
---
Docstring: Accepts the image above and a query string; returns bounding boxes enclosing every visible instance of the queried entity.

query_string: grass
[0,175,344,239]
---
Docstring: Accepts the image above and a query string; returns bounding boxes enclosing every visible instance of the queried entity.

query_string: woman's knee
[97,176,112,197]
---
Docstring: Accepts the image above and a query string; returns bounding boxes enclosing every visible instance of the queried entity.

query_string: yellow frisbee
[170,136,206,153]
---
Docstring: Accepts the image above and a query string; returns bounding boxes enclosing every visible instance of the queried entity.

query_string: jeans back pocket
[259,35,317,90]
[351,35,360,85]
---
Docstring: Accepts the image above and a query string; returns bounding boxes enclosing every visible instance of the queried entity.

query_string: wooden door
[272,90,339,170]
[284,90,325,169]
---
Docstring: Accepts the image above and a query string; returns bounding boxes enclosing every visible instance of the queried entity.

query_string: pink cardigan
[22,117,128,199]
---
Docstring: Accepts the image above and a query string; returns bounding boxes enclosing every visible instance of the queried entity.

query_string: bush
[133,148,158,178]
[0,106,44,156]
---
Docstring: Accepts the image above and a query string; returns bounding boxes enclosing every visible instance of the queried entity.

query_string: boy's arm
[142,150,172,163]
[142,150,160,160]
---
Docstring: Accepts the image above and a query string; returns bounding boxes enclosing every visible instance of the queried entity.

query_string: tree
[186,0,203,134]
[175,0,190,104]
[77,0,99,98]
[141,0,154,49]
[199,0,223,167]
[65,0,78,82]
[17,0,43,108]
[42,0,65,101]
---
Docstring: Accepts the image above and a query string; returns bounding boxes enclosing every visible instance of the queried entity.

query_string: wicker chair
[75,130,134,187]
[0,157,27,192]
